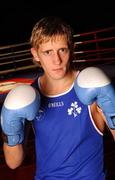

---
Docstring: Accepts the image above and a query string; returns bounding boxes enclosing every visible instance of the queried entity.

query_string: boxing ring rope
[73,26,115,37]
[75,37,115,45]
[0,42,39,75]
[74,49,115,62]
[0,26,115,76]
[73,26,115,65]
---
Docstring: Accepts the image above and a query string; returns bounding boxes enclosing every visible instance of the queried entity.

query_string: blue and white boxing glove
[74,66,115,129]
[1,84,40,146]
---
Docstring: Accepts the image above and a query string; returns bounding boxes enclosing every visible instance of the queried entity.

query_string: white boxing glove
[74,67,115,129]
[1,84,40,146]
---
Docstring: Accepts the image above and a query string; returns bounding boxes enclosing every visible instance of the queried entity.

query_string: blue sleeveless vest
[32,80,105,180]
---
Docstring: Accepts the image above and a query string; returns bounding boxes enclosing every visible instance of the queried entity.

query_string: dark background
[0,0,115,45]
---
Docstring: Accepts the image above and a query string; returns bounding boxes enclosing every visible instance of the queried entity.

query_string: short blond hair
[30,16,74,49]
[30,16,75,69]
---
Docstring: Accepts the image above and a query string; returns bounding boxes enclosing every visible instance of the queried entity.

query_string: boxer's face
[31,35,70,80]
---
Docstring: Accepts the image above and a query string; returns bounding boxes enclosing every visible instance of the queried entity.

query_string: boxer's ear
[31,48,40,62]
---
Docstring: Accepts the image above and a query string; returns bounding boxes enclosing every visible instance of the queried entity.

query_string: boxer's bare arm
[91,103,115,141]
[3,142,24,169]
